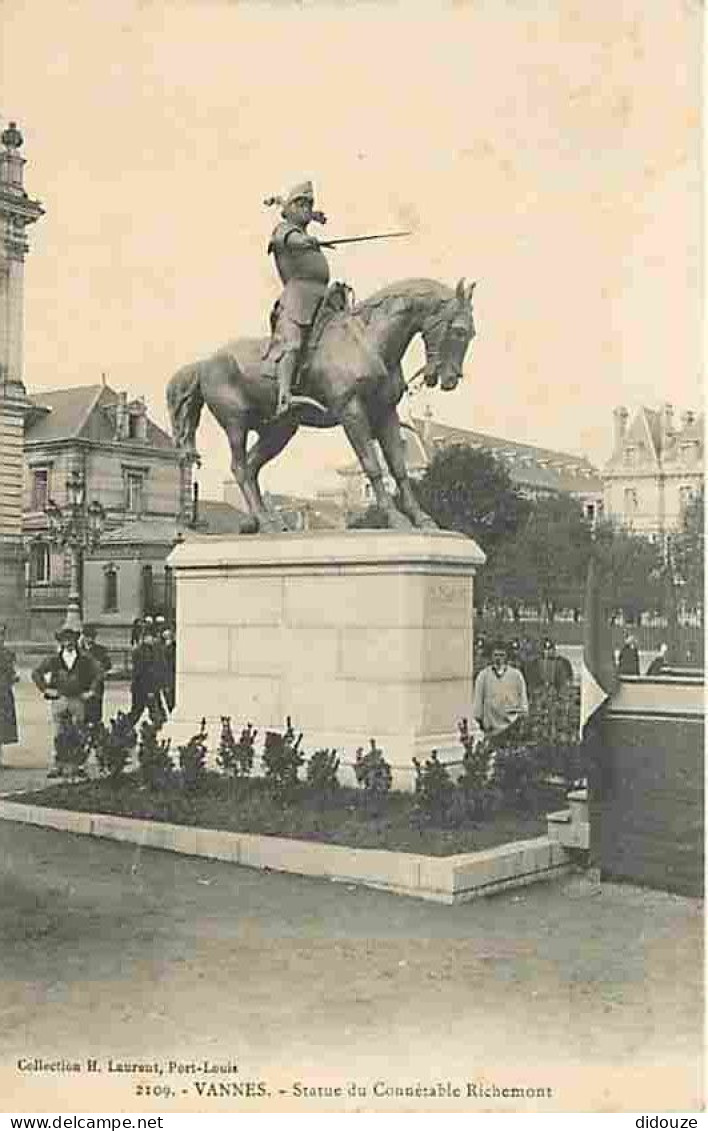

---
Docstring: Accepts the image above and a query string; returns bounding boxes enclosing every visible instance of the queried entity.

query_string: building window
[679,485,695,510]
[31,468,50,511]
[141,565,154,615]
[125,472,144,514]
[624,487,639,515]
[623,446,636,468]
[29,542,51,584]
[103,565,118,613]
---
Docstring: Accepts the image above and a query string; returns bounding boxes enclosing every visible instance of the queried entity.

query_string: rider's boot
[275,351,298,417]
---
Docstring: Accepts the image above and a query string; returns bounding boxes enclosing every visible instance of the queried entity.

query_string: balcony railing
[26,581,70,609]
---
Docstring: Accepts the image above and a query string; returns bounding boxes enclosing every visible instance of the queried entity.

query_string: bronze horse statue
[166,276,476,532]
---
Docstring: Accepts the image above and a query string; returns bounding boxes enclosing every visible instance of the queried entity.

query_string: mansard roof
[25,383,174,450]
[604,405,704,473]
[337,416,602,496]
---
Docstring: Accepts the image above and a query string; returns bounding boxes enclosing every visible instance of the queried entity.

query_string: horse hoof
[385,509,414,531]
[258,514,289,534]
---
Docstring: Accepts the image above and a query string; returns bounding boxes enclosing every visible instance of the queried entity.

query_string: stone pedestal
[167,530,485,790]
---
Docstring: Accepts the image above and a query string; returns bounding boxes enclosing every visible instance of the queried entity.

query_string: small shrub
[262,716,304,800]
[216,716,257,780]
[137,717,174,790]
[354,739,392,796]
[178,718,208,790]
[528,684,585,788]
[306,748,340,793]
[457,717,498,819]
[54,711,92,780]
[412,750,455,825]
[93,711,137,782]
[492,742,542,812]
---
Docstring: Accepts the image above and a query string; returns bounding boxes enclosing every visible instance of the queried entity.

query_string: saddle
[263,281,354,387]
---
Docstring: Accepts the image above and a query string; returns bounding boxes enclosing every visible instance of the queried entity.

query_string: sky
[1,0,703,500]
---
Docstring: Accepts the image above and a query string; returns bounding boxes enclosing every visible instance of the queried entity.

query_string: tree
[672,487,704,615]
[490,495,592,621]
[414,443,529,566]
[592,521,664,623]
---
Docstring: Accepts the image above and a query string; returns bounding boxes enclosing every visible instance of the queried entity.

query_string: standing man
[0,625,19,769]
[79,624,112,727]
[537,638,573,691]
[265,180,330,416]
[161,626,177,714]
[618,631,640,676]
[472,639,529,749]
[129,622,168,725]
[31,628,102,775]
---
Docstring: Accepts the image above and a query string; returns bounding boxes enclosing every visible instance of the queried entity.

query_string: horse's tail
[166,361,205,458]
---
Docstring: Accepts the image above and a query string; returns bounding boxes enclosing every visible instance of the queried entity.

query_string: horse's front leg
[339,396,412,530]
[375,405,438,530]
[245,416,299,532]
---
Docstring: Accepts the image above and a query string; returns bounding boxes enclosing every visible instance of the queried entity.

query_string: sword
[318,230,411,249]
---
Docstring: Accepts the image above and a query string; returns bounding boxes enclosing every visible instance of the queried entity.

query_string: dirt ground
[0,814,702,1115]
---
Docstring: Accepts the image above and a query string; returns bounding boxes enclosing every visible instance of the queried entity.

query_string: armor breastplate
[269,222,330,287]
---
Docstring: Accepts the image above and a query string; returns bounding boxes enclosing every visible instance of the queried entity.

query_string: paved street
[1,667,702,1114]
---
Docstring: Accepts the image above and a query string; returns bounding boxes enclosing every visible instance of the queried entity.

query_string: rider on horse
[265,180,330,416]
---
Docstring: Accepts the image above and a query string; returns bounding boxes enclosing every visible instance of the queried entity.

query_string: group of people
[471,635,575,751]
[0,616,178,774]
[128,615,177,725]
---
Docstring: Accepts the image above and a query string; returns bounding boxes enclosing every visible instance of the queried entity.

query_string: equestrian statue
[166,179,477,533]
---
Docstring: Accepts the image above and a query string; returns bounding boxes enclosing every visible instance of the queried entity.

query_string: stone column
[0,121,43,631]
[167,530,486,790]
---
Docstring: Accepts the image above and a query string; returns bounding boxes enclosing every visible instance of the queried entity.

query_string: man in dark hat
[264,179,330,416]
[537,637,573,691]
[129,621,168,726]
[31,628,103,773]
[618,631,640,676]
[79,624,113,726]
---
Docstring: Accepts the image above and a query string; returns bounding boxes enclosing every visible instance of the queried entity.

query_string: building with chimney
[22,381,245,644]
[337,408,604,521]
[0,120,43,630]
[22,382,182,638]
[602,404,704,536]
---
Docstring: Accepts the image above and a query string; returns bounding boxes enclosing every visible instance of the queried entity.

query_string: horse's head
[422,278,477,392]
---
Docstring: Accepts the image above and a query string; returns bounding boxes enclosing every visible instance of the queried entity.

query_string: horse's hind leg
[224,423,265,534]
[245,417,299,532]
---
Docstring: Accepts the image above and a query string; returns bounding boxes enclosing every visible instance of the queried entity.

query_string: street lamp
[45,471,106,632]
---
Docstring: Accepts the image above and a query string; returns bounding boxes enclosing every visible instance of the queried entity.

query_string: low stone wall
[0,798,570,905]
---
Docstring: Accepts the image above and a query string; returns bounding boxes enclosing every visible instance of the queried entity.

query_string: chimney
[613,406,629,451]
[115,391,129,440]
[682,409,695,429]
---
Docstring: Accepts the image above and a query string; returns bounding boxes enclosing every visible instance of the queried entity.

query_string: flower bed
[11,774,567,857]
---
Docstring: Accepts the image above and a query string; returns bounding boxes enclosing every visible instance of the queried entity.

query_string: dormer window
[623,445,636,467]
[127,408,148,441]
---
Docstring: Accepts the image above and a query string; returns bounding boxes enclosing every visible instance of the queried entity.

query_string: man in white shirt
[472,639,529,748]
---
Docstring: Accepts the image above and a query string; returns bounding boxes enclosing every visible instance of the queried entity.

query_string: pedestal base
[167,530,485,791]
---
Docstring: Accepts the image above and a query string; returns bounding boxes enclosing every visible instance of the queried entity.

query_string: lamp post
[45,469,106,632]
